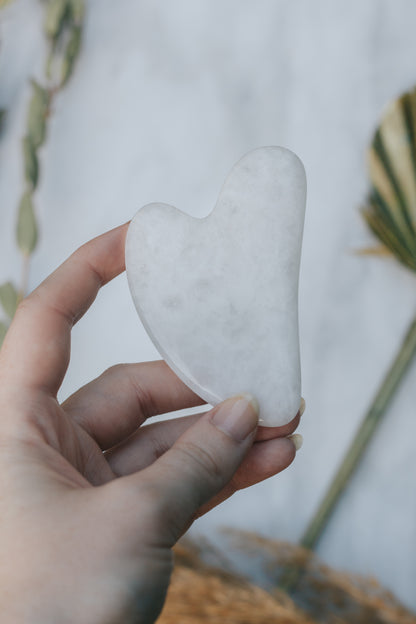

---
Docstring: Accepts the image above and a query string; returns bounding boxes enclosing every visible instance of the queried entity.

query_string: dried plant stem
[279,314,416,593]
[301,313,416,551]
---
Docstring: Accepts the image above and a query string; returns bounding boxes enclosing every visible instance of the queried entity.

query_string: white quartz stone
[125,147,306,426]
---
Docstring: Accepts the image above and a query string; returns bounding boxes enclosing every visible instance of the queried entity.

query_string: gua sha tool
[126,146,306,427]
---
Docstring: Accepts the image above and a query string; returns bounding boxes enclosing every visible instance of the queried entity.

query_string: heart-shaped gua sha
[126,146,306,426]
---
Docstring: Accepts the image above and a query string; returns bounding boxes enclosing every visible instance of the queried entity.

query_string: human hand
[0,224,303,623]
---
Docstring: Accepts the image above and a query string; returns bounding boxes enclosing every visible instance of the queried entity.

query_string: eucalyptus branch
[0,0,85,345]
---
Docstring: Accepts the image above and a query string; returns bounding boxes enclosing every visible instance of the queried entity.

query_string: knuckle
[128,378,158,421]
[102,363,128,378]
[174,440,224,484]
[15,291,76,326]
[101,364,158,421]
[148,433,169,461]
[14,296,33,318]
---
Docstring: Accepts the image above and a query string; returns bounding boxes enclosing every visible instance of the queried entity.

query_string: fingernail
[211,394,259,441]
[287,433,303,451]
[299,398,306,417]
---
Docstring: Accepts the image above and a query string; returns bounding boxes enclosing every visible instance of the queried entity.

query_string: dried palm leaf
[299,87,416,566]
[363,87,416,271]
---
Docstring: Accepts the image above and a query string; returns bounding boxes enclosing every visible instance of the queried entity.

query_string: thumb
[142,394,259,544]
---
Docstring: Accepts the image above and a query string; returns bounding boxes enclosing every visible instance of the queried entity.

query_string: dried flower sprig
[300,86,416,551]
[0,0,85,346]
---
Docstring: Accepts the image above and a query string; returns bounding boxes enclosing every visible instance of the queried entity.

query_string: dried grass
[158,530,416,624]
[159,542,312,624]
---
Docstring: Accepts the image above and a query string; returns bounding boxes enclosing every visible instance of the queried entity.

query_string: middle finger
[62,360,205,449]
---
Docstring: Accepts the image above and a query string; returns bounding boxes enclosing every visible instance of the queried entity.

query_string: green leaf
[61,25,82,86]
[0,321,8,348]
[0,282,19,319]
[69,0,84,23]
[23,135,39,188]
[27,80,50,149]
[44,0,69,40]
[16,192,38,255]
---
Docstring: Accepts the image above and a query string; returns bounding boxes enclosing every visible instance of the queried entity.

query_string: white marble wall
[1,0,416,610]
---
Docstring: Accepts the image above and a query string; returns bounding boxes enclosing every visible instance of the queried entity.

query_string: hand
[0,224,303,623]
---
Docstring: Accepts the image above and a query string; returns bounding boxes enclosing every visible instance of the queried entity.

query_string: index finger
[0,223,128,394]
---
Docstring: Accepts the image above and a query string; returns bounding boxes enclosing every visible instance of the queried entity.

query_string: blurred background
[1,0,416,612]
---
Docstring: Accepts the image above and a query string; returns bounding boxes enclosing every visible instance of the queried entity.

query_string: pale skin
[0,223,303,623]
